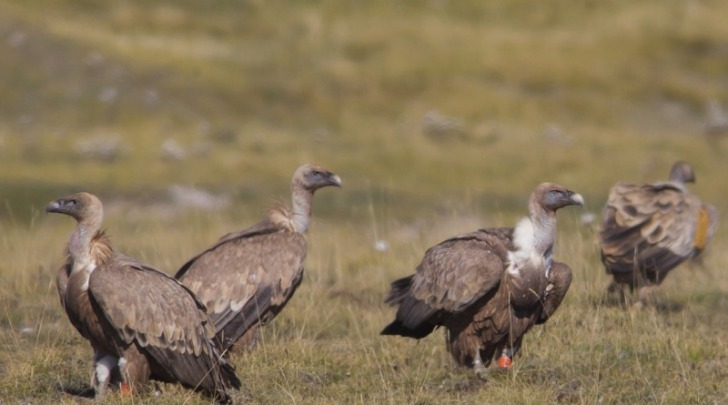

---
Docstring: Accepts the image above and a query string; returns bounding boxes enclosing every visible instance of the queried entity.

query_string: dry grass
[4,205,728,404]
[2,0,728,403]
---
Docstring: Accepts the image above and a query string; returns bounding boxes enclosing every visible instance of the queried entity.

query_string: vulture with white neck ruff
[599,161,718,304]
[48,192,240,403]
[382,183,583,373]
[175,164,341,353]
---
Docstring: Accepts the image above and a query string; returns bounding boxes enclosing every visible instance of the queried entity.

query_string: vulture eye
[548,190,562,198]
[311,170,322,177]
[67,199,78,206]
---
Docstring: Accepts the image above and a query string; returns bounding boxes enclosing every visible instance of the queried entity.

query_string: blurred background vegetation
[1,0,728,403]
[1,0,727,220]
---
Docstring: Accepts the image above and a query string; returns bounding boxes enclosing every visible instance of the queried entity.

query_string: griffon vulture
[175,164,341,353]
[48,192,240,403]
[599,161,718,303]
[382,183,583,373]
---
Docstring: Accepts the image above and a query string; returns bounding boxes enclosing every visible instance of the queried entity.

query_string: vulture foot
[92,354,117,399]
[635,285,658,308]
[118,349,151,393]
[473,352,487,377]
[606,281,627,305]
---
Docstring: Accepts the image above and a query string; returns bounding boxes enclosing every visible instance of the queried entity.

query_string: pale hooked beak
[329,174,342,188]
[46,200,63,213]
[568,191,585,206]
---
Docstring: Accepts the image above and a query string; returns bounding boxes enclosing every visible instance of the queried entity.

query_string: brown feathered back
[88,253,238,397]
[175,164,340,353]
[410,228,513,313]
[599,170,718,287]
[176,219,307,351]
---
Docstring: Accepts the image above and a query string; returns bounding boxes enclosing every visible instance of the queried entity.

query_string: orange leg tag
[120,382,132,396]
[497,355,512,369]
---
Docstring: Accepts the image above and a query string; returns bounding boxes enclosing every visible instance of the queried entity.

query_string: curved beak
[46,200,64,214]
[328,174,342,188]
[567,191,584,206]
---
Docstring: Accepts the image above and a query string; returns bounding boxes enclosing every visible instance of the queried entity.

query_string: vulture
[599,161,718,303]
[48,192,240,403]
[175,164,341,353]
[382,183,583,373]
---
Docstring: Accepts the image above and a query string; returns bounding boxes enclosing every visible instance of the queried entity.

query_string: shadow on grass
[421,373,485,394]
[592,290,685,313]
[57,384,95,400]
[653,300,685,313]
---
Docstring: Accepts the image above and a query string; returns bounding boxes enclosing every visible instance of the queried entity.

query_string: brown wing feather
[175,219,281,280]
[382,228,513,338]
[176,220,307,351]
[600,182,706,282]
[88,253,240,396]
[411,229,512,312]
[536,260,572,324]
[460,282,512,365]
[457,260,571,366]
[56,262,71,308]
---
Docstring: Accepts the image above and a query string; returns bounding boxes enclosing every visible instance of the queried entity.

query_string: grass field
[1,0,728,403]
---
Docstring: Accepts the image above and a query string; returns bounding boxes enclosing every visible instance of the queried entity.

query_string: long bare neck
[291,182,314,233]
[68,216,103,266]
[529,201,556,256]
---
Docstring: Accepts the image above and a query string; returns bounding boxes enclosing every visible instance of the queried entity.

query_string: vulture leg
[606,281,626,305]
[635,285,658,308]
[92,352,118,398]
[472,349,486,376]
[228,324,261,354]
[119,346,151,395]
[631,258,655,308]
[497,346,514,369]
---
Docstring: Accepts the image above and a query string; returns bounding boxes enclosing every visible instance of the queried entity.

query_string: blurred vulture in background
[382,183,583,374]
[599,161,718,304]
[175,164,341,353]
[49,192,240,403]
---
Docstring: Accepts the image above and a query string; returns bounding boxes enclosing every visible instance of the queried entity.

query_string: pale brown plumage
[47,192,240,403]
[175,164,341,353]
[382,183,583,372]
[599,161,718,303]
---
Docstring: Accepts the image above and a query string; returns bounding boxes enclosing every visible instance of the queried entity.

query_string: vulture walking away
[382,183,583,374]
[175,164,341,353]
[599,161,718,304]
[49,192,240,403]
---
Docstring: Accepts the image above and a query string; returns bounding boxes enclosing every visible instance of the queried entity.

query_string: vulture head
[281,164,341,233]
[46,192,103,224]
[293,164,342,193]
[668,161,696,184]
[514,182,584,258]
[531,182,584,215]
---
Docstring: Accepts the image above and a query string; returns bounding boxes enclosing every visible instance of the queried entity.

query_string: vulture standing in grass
[49,192,240,403]
[175,164,341,353]
[599,161,718,304]
[382,183,583,373]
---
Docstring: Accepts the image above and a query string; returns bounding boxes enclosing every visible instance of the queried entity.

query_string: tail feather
[209,356,241,404]
[382,274,438,339]
[381,318,436,339]
[219,357,241,390]
[384,275,414,306]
